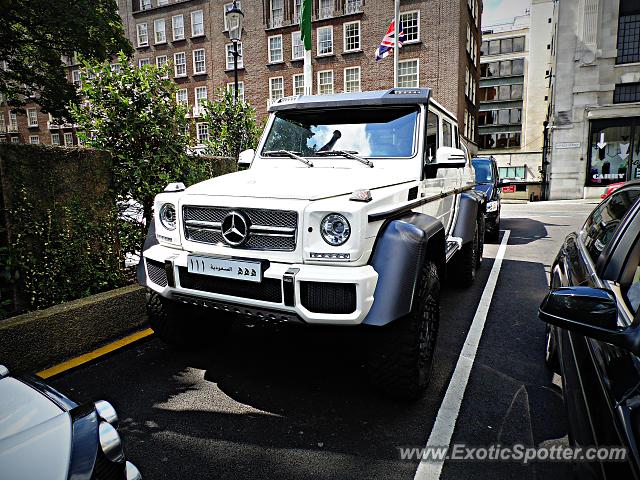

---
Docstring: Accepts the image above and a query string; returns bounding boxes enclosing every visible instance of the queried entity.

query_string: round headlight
[98,421,125,463]
[321,213,351,246]
[95,400,118,429]
[159,203,176,231]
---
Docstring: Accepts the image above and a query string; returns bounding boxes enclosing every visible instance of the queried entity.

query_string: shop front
[587,118,640,187]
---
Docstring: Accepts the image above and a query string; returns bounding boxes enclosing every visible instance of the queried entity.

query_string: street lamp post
[225,1,244,103]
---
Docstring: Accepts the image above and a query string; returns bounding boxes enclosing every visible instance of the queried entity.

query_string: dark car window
[472,160,493,184]
[583,188,640,262]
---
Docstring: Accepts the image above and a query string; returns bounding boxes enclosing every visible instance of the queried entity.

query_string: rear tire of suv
[366,261,440,401]
[544,324,560,374]
[451,222,479,287]
[146,292,233,348]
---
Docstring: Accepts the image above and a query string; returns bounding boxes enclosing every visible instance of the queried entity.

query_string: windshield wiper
[263,150,313,167]
[315,150,374,168]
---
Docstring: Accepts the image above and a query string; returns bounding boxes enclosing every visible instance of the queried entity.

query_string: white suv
[142,88,485,399]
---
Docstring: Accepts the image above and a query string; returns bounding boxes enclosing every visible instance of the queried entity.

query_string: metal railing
[344,0,362,15]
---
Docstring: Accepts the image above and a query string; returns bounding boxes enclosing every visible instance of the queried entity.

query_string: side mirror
[435,147,467,169]
[238,149,255,170]
[538,287,640,354]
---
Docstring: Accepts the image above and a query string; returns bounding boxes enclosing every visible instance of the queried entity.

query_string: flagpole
[301,0,313,95]
[304,50,312,95]
[393,0,400,88]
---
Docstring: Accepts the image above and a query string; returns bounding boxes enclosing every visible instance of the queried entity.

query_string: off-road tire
[452,222,479,287]
[366,261,440,400]
[545,324,561,374]
[146,292,233,348]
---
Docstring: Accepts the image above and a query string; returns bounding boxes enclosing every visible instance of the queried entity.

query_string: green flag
[300,0,312,51]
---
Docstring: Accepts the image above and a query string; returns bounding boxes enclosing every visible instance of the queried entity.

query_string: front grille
[299,282,357,314]
[146,259,168,287]
[183,206,298,251]
[178,267,283,303]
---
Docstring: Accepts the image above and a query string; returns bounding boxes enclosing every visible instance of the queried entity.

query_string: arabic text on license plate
[187,256,262,283]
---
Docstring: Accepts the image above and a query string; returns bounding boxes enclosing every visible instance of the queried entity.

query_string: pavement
[50,200,597,480]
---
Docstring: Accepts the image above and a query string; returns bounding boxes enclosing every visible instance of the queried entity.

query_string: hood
[474,183,494,200]
[0,377,72,480]
[185,167,415,201]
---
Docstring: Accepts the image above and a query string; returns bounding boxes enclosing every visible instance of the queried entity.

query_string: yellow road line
[37,328,154,379]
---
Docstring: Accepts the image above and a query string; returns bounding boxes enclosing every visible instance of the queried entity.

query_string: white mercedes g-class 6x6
[141,88,485,399]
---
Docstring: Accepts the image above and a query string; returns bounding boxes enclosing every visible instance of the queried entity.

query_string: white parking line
[413,230,511,480]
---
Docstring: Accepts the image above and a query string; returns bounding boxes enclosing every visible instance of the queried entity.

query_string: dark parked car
[539,181,640,479]
[472,156,504,242]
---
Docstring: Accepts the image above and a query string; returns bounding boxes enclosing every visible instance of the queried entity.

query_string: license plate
[187,255,262,283]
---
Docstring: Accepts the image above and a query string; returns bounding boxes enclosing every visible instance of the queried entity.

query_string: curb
[0,285,148,374]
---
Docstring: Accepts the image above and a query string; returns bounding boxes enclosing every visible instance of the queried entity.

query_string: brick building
[0,0,482,148]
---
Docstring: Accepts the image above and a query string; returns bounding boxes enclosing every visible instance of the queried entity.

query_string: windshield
[472,160,493,184]
[261,107,419,158]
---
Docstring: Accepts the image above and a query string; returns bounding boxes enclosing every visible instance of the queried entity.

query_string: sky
[483,0,531,28]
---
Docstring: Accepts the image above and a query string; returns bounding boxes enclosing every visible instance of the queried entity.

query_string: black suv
[472,156,503,242]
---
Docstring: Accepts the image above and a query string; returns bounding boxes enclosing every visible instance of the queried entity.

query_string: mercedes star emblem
[221,211,250,246]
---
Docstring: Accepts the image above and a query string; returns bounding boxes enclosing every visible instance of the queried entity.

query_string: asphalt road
[51,200,598,480]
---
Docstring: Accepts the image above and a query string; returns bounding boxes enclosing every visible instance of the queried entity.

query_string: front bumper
[143,244,378,326]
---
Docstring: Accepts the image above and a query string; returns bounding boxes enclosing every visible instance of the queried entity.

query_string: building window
[196,123,209,144]
[317,70,334,95]
[499,166,526,179]
[614,83,640,103]
[51,133,60,145]
[482,36,525,56]
[400,11,419,43]
[479,132,521,149]
[193,49,206,74]
[174,52,186,77]
[141,0,152,10]
[158,0,168,5]
[226,42,243,70]
[344,66,361,93]
[317,26,333,56]
[227,82,245,101]
[319,0,333,19]
[292,31,304,60]
[513,36,525,52]
[344,21,361,52]
[0,114,4,133]
[29,135,40,145]
[176,88,188,105]
[9,112,17,131]
[224,2,242,30]
[154,19,166,43]
[398,59,419,87]
[269,35,283,63]
[136,23,149,47]
[64,132,73,146]
[617,0,640,64]
[195,86,207,115]
[191,10,204,37]
[172,15,184,41]
[27,108,38,127]
[10,137,19,144]
[345,0,362,15]
[156,55,168,77]
[481,58,524,78]
[138,58,150,67]
[270,77,284,102]
[72,69,81,87]
[293,0,302,23]
[293,73,305,95]
[270,0,284,28]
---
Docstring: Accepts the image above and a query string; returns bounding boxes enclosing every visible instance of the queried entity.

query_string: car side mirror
[238,149,255,170]
[435,147,467,169]
[538,287,640,354]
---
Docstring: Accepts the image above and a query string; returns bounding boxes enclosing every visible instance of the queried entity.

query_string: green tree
[0,0,132,120]
[71,53,192,251]
[201,88,261,160]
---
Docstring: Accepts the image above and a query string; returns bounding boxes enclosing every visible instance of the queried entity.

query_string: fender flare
[363,212,445,326]
[452,190,485,245]
[136,220,158,287]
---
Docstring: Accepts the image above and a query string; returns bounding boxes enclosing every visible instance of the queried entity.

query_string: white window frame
[291,31,304,60]
[399,11,420,43]
[156,55,169,77]
[72,69,81,87]
[293,73,305,95]
[196,122,209,144]
[174,52,186,77]
[317,26,333,56]
[64,132,73,146]
[226,42,243,70]
[138,58,151,67]
[344,66,361,93]
[191,10,204,37]
[141,0,152,11]
[27,108,38,127]
[227,81,245,101]
[194,86,207,115]
[317,70,334,95]
[157,0,168,5]
[136,23,149,47]
[29,135,40,145]
[223,2,242,31]
[343,21,361,53]
[268,35,283,63]
[176,88,188,106]
[269,76,284,102]
[10,137,19,144]
[398,58,419,88]
[270,0,284,28]
[172,15,184,41]
[192,49,206,75]
[154,18,166,44]
[51,133,60,145]
[0,114,4,132]
[9,112,17,131]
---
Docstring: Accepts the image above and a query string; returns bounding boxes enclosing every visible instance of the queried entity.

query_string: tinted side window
[426,111,439,162]
[583,188,640,261]
[443,120,453,147]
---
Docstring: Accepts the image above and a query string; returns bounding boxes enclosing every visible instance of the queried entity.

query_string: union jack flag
[375,20,406,61]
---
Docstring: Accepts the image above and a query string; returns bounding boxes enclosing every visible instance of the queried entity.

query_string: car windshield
[261,106,419,158]
[472,160,493,184]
